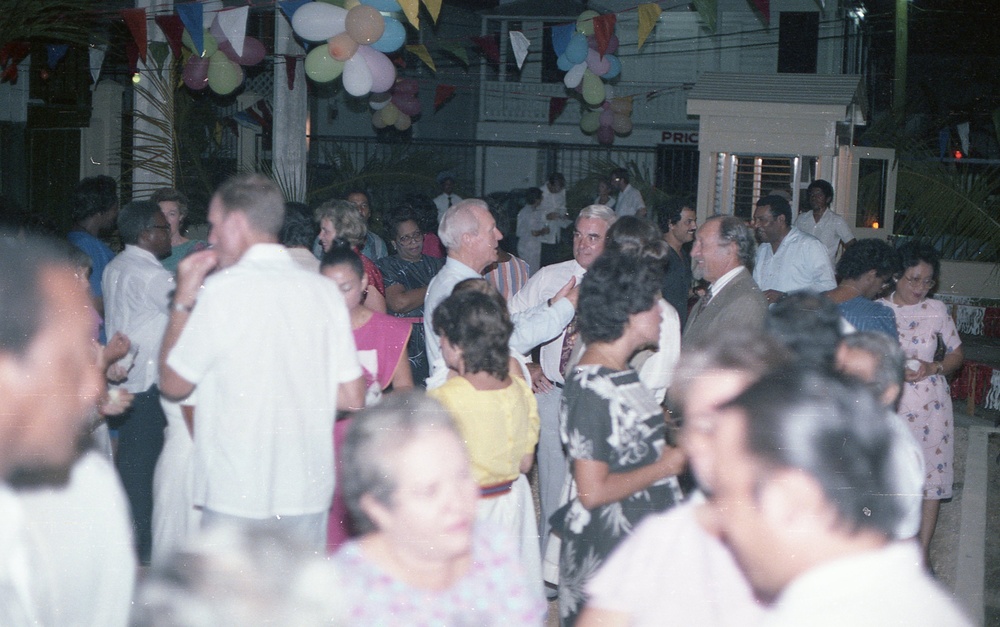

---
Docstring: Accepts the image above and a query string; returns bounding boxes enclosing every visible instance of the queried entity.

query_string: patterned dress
[557,365,681,625]
[879,296,962,499]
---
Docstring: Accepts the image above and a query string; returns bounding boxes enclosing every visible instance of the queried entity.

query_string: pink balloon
[345,5,384,45]
[586,48,610,76]
[395,78,419,95]
[357,45,395,94]
[183,56,209,90]
[597,125,615,145]
[328,32,359,62]
[599,108,614,127]
[393,93,421,117]
[218,37,266,66]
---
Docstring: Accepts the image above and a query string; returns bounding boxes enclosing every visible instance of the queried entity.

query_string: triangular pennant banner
[470,35,500,65]
[551,22,575,57]
[692,0,717,32]
[217,6,248,57]
[637,4,662,49]
[957,122,970,155]
[439,41,468,66]
[46,44,69,70]
[121,8,148,63]
[422,0,442,23]
[434,84,456,110]
[509,31,529,70]
[750,0,770,24]
[278,0,311,24]
[149,41,170,68]
[89,44,106,85]
[406,44,436,72]
[593,14,616,57]
[155,15,186,59]
[126,39,139,75]
[548,97,568,125]
[399,0,420,29]
[176,3,205,54]
[284,55,298,90]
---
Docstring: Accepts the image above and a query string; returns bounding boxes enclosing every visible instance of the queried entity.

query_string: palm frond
[0,0,98,47]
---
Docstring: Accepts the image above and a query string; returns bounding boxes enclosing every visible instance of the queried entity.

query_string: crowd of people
[0,169,973,626]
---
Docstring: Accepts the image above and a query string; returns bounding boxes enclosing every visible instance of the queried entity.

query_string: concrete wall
[940,261,1000,301]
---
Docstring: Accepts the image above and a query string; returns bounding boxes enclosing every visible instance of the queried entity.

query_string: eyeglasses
[901,275,936,289]
[396,232,423,245]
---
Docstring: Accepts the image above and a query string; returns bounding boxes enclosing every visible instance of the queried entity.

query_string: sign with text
[660,130,699,146]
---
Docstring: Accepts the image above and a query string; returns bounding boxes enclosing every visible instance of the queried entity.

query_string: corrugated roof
[688,73,865,110]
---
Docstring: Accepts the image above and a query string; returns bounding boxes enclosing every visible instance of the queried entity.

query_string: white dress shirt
[753,227,836,294]
[615,184,645,217]
[795,209,855,263]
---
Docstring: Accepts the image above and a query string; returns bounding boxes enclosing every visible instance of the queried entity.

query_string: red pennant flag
[284,55,297,90]
[750,0,770,24]
[125,39,139,75]
[470,35,500,65]
[154,15,185,60]
[548,97,568,125]
[434,84,456,111]
[121,8,148,63]
[593,14,616,57]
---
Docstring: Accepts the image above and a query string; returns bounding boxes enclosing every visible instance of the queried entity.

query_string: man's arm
[159,249,219,402]
[337,376,365,412]
[384,283,428,314]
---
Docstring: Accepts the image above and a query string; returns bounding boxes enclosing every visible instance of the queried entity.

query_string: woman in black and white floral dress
[557,252,686,625]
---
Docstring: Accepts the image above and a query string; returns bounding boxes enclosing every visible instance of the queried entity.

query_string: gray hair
[840,331,906,411]
[340,392,463,534]
[711,215,756,270]
[438,199,488,250]
[577,204,617,228]
[215,174,285,237]
[314,200,367,248]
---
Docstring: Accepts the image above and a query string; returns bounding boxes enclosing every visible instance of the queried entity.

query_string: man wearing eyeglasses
[752,194,836,305]
[102,200,175,564]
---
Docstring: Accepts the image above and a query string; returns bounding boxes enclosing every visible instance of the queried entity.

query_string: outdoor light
[132,73,141,84]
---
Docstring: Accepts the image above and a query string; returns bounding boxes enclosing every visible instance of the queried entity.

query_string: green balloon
[576,10,599,35]
[305,46,346,83]
[182,29,218,58]
[582,70,606,106]
[580,110,601,134]
[208,52,243,95]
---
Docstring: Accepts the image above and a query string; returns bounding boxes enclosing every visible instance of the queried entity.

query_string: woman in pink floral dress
[879,241,963,564]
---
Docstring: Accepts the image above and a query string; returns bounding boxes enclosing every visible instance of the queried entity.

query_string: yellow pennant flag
[637,4,663,49]
[406,44,437,72]
[422,0,442,23]
[398,0,420,29]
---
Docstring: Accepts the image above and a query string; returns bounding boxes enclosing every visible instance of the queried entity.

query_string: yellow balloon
[581,70,606,106]
[305,46,345,83]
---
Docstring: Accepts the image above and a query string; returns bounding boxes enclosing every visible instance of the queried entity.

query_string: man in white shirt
[794,180,855,263]
[160,174,365,550]
[610,168,645,218]
[103,199,175,564]
[508,204,616,566]
[433,174,463,224]
[752,194,836,304]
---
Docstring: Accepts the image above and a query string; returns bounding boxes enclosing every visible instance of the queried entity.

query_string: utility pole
[894,0,907,117]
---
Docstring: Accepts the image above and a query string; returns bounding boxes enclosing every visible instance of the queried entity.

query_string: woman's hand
[904,359,934,383]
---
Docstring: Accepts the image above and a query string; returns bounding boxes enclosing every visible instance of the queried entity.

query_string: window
[778,12,819,74]
[732,156,794,219]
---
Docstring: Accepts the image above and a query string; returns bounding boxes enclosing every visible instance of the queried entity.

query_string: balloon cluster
[559,11,631,145]
[293,0,406,97]
[181,27,266,96]
[370,78,420,131]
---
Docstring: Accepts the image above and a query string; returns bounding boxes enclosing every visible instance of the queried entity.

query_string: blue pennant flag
[279,0,312,24]
[551,22,575,58]
[176,3,204,55]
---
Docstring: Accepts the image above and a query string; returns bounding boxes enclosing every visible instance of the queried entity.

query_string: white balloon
[292,3,348,42]
[342,54,373,96]
[563,62,586,89]
[369,92,391,110]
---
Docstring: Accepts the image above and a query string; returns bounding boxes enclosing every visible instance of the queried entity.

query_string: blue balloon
[602,54,621,79]
[565,33,588,65]
[557,54,574,71]
[362,0,402,10]
[372,16,406,53]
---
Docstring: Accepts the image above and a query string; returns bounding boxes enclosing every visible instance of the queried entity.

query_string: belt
[479,480,515,499]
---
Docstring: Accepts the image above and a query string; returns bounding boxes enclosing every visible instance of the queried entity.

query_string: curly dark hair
[432,290,513,380]
[70,175,118,223]
[835,238,900,280]
[896,240,940,280]
[578,251,663,344]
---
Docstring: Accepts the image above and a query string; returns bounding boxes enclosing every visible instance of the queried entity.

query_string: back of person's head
[70,175,118,223]
[314,199,367,248]
[525,187,542,204]
[766,291,843,372]
[839,331,906,411]
[757,194,792,227]
[117,200,163,246]
[836,238,899,280]
[280,201,317,249]
[578,251,663,344]
[606,215,667,260]
[438,199,487,250]
[725,369,902,536]
[432,289,512,380]
[713,215,757,269]
[451,277,506,311]
[215,174,285,237]
[319,238,364,278]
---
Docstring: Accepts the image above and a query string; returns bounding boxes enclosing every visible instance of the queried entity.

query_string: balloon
[380,102,399,125]
[182,56,210,90]
[292,3,348,42]
[362,0,402,10]
[395,78,419,94]
[372,108,389,128]
[610,97,632,114]
[345,5,384,45]
[576,10,600,35]
[581,70,605,106]
[328,32,359,61]
[207,52,243,95]
[586,48,610,76]
[369,91,391,110]
[580,110,601,134]
[602,54,621,79]
[557,54,574,72]
[394,113,411,131]
[599,108,613,127]
[304,45,345,82]
[357,46,395,93]
[597,125,615,145]
[183,29,218,57]
[392,93,420,117]
[563,62,586,89]
[372,16,406,53]
[611,113,632,135]
[342,54,373,96]
[606,35,619,55]
[565,33,588,65]
[218,36,265,66]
